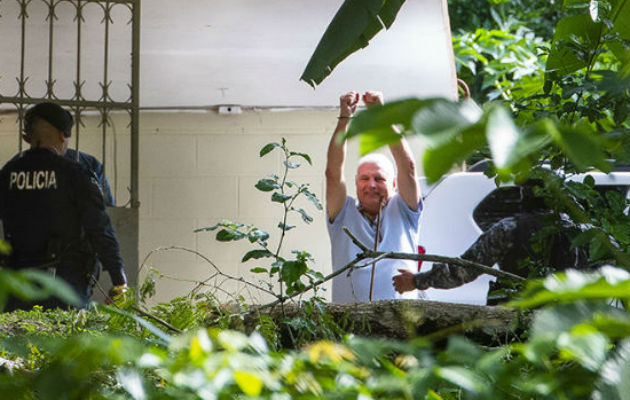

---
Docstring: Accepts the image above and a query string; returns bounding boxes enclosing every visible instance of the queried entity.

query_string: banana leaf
[300,0,405,87]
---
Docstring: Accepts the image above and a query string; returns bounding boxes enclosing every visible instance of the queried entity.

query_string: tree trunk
[245,299,528,345]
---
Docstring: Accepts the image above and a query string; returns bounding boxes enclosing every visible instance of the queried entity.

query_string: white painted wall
[0,0,456,107]
[140,0,457,106]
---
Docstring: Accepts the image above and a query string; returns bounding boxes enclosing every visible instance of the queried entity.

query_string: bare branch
[138,245,278,298]
[342,226,370,251]
[361,250,525,282]
[130,305,183,334]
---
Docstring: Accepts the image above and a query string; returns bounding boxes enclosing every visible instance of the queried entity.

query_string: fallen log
[245,299,528,345]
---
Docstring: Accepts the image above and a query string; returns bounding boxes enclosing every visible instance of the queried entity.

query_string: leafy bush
[0,267,628,399]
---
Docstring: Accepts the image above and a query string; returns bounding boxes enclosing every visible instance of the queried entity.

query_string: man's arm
[74,167,128,291]
[326,92,359,221]
[75,151,116,207]
[362,92,420,211]
[393,217,520,293]
[390,139,420,211]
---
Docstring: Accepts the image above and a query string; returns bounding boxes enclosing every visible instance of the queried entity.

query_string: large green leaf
[547,122,612,172]
[495,119,553,173]
[595,339,630,400]
[345,97,487,182]
[545,14,603,79]
[346,98,431,139]
[0,268,80,309]
[511,266,630,308]
[485,104,521,169]
[411,99,483,148]
[558,327,609,371]
[608,0,630,76]
[358,128,403,154]
[300,0,406,87]
[422,122,487,183]
[346,98,434,154]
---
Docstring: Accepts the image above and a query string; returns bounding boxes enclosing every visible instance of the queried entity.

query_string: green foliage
[344,97,615,182]
[3,265,628,399]
[0,240,10,256]
[197,138,323,301]
[0,268,80,311]
[191,137,342,350]
[451,0,629,170]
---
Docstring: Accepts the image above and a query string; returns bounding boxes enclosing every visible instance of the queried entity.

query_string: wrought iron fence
[0,0,140,207]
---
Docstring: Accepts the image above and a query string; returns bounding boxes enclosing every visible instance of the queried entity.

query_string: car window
[473,187,522,231]
[473,184,629,231]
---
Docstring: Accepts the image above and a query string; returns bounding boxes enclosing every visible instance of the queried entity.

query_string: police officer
[392,181,589,304]
[0,102,128,310]
[17,126,116,207]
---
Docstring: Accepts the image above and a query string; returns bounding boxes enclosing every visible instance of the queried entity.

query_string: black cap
[24,102,74,138]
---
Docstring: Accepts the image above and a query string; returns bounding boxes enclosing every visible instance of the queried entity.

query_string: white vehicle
[416,168,630,305]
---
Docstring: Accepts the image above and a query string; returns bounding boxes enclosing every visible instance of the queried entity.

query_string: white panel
[418,173,498,305]
[1,0,456,107]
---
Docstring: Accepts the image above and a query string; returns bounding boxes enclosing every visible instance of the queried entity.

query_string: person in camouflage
[392,182,589,304]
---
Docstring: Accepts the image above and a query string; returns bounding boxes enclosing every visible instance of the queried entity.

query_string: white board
[0,0,457,107]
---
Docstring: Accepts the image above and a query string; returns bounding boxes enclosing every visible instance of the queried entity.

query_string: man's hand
[339,91,360,117]
[362,91,384,108]
[105,284,128,305]
[392,269,416,294]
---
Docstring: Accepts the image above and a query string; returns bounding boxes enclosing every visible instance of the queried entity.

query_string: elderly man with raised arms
[326,91,422,303]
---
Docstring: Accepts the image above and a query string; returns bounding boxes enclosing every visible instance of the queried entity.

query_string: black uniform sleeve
[413,217,520,290]
[74,167,127,286]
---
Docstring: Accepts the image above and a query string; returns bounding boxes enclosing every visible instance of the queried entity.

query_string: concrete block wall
[136,109,344,305]
[0,108,426,305]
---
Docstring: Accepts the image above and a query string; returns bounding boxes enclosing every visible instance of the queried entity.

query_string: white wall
[0,0,456,108]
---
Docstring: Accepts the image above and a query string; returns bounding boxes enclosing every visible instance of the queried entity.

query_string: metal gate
[0,0,140,291]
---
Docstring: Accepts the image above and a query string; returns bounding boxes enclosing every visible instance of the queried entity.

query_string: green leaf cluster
[344,97,615,182]
[2,267,628,399]
[196,138,325,324]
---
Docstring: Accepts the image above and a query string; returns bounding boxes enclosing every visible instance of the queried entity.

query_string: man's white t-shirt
[327,194,422,303]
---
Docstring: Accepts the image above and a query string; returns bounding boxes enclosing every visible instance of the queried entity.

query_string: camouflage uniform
[412,212,588,292]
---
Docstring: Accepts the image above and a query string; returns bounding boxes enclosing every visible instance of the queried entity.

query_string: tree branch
[344,226,524,282]
[254,227,524,311]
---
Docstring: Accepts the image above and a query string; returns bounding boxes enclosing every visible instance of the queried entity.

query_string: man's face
[355,162,394,214]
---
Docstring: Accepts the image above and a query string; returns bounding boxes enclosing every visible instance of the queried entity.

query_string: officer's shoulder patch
[90,175,105,198]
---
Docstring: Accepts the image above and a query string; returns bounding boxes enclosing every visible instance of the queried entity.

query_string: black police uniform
[0,147,127,310]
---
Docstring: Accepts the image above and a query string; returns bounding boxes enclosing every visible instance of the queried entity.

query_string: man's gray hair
[357,153,395,181]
